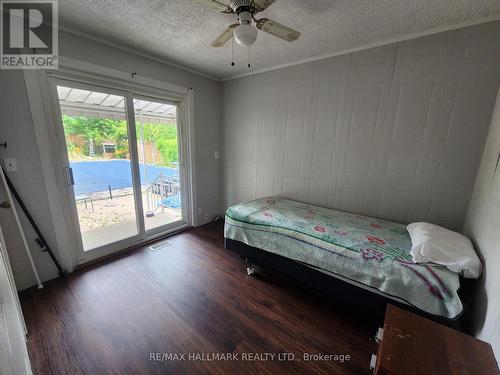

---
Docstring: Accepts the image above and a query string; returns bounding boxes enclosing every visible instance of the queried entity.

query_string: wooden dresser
[372,304,499,375]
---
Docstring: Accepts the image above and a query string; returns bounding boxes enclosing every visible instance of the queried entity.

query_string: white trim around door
[23,57,196,268]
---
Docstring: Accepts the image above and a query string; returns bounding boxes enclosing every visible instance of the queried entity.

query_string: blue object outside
[70,159,180,208]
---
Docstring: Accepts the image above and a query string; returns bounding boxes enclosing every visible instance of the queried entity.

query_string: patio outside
[72,161,182,250]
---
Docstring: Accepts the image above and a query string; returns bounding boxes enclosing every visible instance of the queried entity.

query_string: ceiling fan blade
[211,24,238,47]
[252,0,276,12]
[194,0,232,13]
[255,18,301,42]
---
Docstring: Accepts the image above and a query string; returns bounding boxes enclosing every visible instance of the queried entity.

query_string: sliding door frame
[23,58,196,268]
[132,93,188,236]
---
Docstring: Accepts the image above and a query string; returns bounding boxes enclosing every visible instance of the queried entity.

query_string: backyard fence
[67,134,86,147]
[137,142,164,165]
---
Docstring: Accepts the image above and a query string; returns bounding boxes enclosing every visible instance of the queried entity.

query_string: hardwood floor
[20,222,377,374]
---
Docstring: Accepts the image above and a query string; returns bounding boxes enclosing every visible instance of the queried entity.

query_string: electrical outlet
[3,158,17,172]
[214,150,219,160]
[197,207,202,215]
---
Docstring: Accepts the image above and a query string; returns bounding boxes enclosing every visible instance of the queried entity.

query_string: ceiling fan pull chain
[248,46,251,68]
[231,37,235,66]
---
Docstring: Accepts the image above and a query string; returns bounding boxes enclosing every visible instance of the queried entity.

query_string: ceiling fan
[196,0,301,48]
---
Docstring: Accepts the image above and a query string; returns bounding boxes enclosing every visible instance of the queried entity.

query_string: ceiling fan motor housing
[230,0,253,14]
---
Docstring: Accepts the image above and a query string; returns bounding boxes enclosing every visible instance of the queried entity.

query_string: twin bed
[224,196,464,321]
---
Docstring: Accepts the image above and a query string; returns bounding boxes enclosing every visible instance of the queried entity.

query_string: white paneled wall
[463,87,500,363]
[222,21,500,231]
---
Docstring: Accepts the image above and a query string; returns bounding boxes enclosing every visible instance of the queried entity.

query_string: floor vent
[149,240,173,252]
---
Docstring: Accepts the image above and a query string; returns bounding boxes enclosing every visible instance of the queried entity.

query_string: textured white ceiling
[59,0,500,80]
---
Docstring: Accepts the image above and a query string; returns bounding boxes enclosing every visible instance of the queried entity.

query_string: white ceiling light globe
[233,24,258,47]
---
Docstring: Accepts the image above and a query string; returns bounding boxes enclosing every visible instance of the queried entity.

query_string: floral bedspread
[224,196,462,319]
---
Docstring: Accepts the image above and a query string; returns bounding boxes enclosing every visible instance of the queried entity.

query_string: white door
[0,228,32,375]
[47,76,191,264]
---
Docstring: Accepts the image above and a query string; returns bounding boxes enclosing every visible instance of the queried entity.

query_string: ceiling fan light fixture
[233,24,258,46]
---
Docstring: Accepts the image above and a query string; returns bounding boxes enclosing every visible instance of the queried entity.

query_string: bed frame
[225,237,469,329]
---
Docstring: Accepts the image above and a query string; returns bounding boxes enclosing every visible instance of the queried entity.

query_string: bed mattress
[224,197,462,319]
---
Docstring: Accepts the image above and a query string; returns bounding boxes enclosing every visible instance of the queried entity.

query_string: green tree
[62,115,179,165]
[63,115,125,156]
[136,121,178,166]
[156,138,179,165]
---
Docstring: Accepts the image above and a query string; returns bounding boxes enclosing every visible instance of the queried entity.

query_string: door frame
[23,57,196,268]
[132,93,189,235]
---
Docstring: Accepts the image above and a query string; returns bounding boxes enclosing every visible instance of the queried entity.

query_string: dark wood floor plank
[20,222,377,374]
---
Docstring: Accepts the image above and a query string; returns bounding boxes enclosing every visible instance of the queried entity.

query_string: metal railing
[145,173,180,215]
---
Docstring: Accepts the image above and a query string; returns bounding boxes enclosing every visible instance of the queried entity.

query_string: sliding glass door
[133,96,183,232]
[51,78,188,259]
[56,84,140,251]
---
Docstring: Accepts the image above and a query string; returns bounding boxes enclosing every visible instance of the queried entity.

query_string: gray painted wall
[0,69,60,291]
[463,88,500,361]
[222,21,500,232]
[0,30,222,290]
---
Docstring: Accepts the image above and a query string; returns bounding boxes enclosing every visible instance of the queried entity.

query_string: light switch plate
[3,158,17,172]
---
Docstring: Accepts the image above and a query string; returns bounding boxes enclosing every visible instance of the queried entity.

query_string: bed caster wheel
[246,265,255,275]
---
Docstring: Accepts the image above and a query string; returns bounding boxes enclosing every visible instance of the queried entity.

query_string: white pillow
[407,222,482,279]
